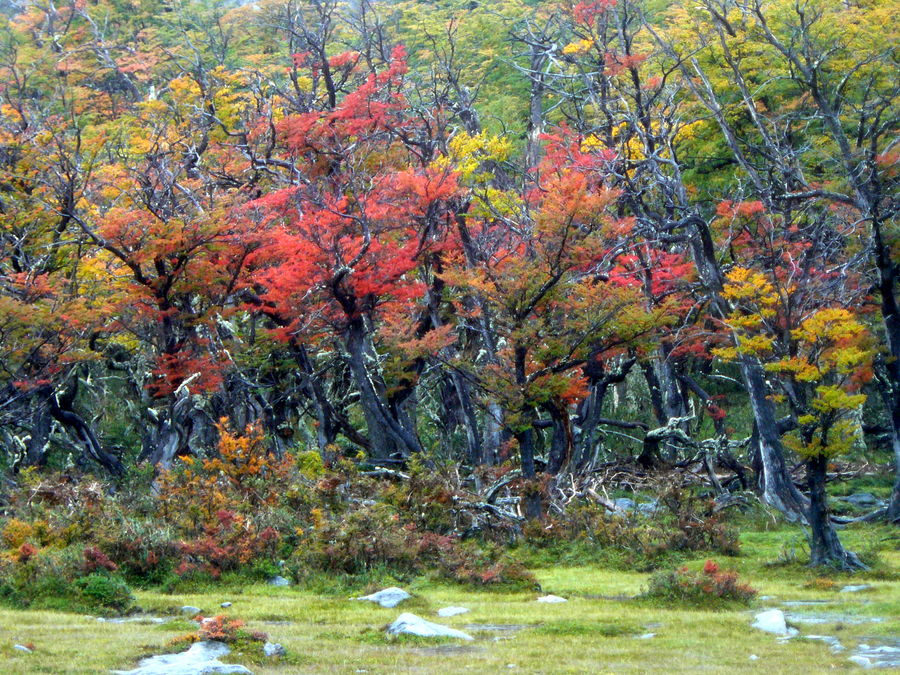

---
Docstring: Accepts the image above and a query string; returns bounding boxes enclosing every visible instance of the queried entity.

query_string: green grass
[0,523,898,673]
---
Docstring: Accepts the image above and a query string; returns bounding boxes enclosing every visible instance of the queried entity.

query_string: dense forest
[0,1,898,660]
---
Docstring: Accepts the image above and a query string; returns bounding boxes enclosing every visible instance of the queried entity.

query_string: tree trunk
[807,454,866,571]
[345,319,422,458]
[739,357,809,521]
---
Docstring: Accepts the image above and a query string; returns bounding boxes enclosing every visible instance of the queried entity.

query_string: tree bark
[807,454,866,571]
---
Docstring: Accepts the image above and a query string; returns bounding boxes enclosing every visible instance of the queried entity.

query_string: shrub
[643,559,757,606]
[75,573,134,611]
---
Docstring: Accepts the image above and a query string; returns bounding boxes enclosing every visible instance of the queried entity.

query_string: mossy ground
[0,522,897,674]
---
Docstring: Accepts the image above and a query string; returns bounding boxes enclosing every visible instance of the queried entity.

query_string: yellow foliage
[562,39,595,55]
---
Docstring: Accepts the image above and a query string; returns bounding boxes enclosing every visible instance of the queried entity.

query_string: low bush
[642,559,757,607]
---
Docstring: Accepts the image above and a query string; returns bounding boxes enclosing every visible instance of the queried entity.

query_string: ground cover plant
[0,0,898,671]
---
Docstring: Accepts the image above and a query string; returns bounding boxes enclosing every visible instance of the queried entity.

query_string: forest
[0,0,897,672]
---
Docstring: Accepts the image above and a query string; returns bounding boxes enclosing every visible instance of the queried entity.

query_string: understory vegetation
[0,0,897,669]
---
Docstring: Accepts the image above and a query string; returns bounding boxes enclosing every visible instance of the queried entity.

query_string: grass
[0,522,897,674]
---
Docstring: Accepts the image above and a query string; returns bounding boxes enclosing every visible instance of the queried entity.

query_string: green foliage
[642,560,757,607]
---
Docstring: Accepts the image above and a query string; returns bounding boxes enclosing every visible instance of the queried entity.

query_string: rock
[803,635,844,653]
[464,624,526,632]
[839,584,872,593]
[99,616,166,624]
[354,587,411,608]
[850,643,900,669]
[752,609,797,636]
[220,602,232,608]
[749,655,758,661]
[111,640,253,675]
[268,576,290,587]
[613,497,636,511]
[180,606,202,615]
[13,644,32,653]
[387,613,473,640]
[437,606,470,618]
[635,633,656,640]
[536,595,567,604]
[785,611,884,625]
[263,642,286,657]
[842,492,880,507]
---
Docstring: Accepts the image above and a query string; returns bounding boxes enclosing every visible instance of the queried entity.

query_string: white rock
[848,655,873,668]
[263,642,286,657]
[387,613,474,640]
[99,616,166,624]
[752,609,797,636]
[269,576,290,587]
[636,633,656,640]
[749,655,759,661]
[180,606,202,615]
[437,606,470,618]
[536,595,567,604]
[13,644,32,653]
[840,584,872,593]
[220,602,232,608]
[111,640,253,675]
[354,587,411,608]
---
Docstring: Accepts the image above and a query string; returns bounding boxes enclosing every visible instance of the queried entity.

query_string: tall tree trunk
[807,454,866,570]
[344,319,422,459]
[686,215,808,521]
[739,357,809,521]
[514,343,542,519]
[24,398,52,468]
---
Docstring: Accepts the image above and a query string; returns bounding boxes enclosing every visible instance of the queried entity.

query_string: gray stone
[99,616,166,624]
[354,587,411,608]
[111,640,253,675]
[220,602,232,608]
[437,606,470,618]
[849,643,900,669]
[13,644,32,653]
[387,613,473,640]
[268,576,290,587]
[613,498,636,511]
[840,584,872,593]
[180,606,202,616]
[636,633,656,640]
[262,642,286,657]
[536,595,567,604]
[785,611,884,625]
[464,624,526,632]
[752,609,797,636]
[842,493,880,507]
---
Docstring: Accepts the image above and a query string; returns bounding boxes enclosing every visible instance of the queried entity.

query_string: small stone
[269,576,290,587]
[752,609,797,636]
[437,606,470,618]
[13,644,32,653]
[387,613,474,640]
[263,642,286,657]
[536,595,567,603]
[749,655,759,661]
[180,606,202,615]
[839,584,872,593]
[354,587,411,608]
[636,633,656,640]
[220,602,233,608]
